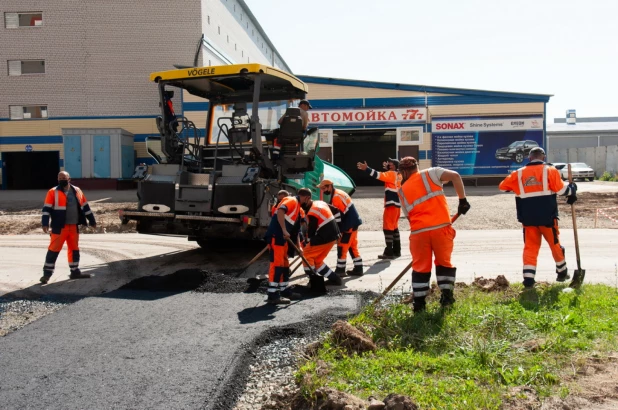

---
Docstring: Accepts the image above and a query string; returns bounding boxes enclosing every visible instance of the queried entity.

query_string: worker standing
[317,179,364,276]
[297,188,343,286]
[397,157,471,312]
[40,171,96,284]
[263,192,302,304]
[357,158,402,259]
[499,147,577,288]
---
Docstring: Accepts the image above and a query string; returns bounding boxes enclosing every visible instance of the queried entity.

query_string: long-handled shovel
[567,164,586,288]
[287,238,327,293]
[372,213,461,306]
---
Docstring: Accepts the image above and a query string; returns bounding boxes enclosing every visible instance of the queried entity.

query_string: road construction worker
[499,147,577,288]
[273,99,312,159]
[398,157,471,312]
[40,171,96,284]
[317,179,364,276]
[357,158,403,259]
[263,192,302,304]
[297,188,343,286]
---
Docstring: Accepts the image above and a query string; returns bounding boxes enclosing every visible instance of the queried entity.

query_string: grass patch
[297,284,618,409]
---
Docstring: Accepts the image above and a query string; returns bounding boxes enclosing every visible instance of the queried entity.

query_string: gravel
[0,296,73,337]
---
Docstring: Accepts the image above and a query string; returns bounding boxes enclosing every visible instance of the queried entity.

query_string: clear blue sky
[245,0,617,122]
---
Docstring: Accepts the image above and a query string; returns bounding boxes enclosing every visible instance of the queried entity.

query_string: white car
[554,162,595,181]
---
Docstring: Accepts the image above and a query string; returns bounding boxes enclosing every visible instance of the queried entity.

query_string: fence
[549,145,618,178]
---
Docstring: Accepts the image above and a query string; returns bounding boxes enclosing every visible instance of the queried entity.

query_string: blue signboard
[431,117,544,175]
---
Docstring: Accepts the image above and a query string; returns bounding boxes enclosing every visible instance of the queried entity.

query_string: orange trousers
[302,241,336,270]
[409,225,456,273]
[523,221,566,277]
[43,224,80,275]
[268,239,290,284]
[336,229,361,269]
[383,206,400,230]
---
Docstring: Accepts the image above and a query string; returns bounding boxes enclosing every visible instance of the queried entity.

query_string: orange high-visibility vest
[398,168,451,234]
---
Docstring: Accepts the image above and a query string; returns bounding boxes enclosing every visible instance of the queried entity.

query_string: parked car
[495,140,540,163]
[557,163,595,181]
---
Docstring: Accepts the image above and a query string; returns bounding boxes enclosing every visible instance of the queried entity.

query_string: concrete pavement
[2,229,617,298]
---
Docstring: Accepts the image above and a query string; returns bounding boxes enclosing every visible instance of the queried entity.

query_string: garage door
[3,151,59,189]
[333,130,396,186]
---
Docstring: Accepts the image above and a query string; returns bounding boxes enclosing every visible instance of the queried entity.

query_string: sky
[244,0,617,123]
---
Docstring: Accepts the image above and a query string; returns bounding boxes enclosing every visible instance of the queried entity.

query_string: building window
[242,50,244,57]
[8,60,45,76]
[207,15,210,24]
[246,22,248,29]
[218,26,220,34]
[241,14,243,21]
[235,43,237,51]
[396,127,424,146]
[9,105,48,120]
[227,35,229,43]
[252,29,254,36]
[4,12,42,28]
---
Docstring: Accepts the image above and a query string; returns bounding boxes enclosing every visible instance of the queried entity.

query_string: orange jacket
[306,200,340,245]
[499,161,570,226]
[398,168,451,234]
[363,167,402,208]
[329,188,362,230]
[41,185,96,234]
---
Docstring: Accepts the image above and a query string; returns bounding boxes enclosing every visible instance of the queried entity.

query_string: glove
[566,194,577,205]
[567,182,577,196]
[457,198,471,215]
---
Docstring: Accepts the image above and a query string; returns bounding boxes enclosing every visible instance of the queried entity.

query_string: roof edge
[297,75,552,102]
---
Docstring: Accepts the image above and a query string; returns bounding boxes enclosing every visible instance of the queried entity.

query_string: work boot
[393,240,401,258]
[281,289,302,300]
[413,297,426,313]
[377,246,395,260]
[522,278,536,288]
[439,289,456,308]
[40,274,51,284]
[346,266,364,276]
[556,271,571,282]
[267,297,291,305]
[325,272,342,286]
[334,267,347,276]
[69,269,92,280]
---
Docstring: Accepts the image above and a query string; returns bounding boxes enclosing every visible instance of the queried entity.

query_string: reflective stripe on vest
[333,190,352,214]
[308,202,335,229]
[398,171,445,214]
[516,165,552,198]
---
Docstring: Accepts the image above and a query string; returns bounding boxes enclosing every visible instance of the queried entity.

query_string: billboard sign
[432,117,544,175]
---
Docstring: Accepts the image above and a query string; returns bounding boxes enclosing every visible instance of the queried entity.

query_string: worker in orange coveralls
[40,171,96,284]
[397,157,470,312]
[357,158,402,259]
[296,188,342,286]
[499,147,577,288]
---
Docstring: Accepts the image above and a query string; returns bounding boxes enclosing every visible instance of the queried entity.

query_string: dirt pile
[472,275,510,292]
[331,320,377,354]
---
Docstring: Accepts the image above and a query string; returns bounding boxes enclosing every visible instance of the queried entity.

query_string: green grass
[297,284,618,409]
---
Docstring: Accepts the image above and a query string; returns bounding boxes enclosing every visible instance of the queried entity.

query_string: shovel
[372,213,461,306]
[567,164,586,288]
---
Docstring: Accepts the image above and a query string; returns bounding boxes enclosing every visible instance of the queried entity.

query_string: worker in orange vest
[263,192,303,304]
[499,147,577,288]
[398,157,470,312]
[357,158,402,259]
[40,171,97,284]
[317,179,364,276]
[297,188,343,286]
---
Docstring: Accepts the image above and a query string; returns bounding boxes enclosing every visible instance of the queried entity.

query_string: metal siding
[428,103,544,117]
[306,83,454,99]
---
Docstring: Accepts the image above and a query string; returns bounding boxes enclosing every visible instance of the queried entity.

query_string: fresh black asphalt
[0,288,360,409]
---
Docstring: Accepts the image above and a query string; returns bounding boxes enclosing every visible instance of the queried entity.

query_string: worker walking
[263,192,302,304]
[297,188,343,286]
[40,171,96,284]
[357,158,402,259]
[499,147,577,288]
[397,157,471,312]
[317,179,364,276]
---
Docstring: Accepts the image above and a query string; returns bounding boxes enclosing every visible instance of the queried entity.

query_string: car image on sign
[494,140,539,163]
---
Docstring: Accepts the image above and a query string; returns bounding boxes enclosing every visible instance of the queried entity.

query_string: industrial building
[0,0,287,189]
[1,0,554,189]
